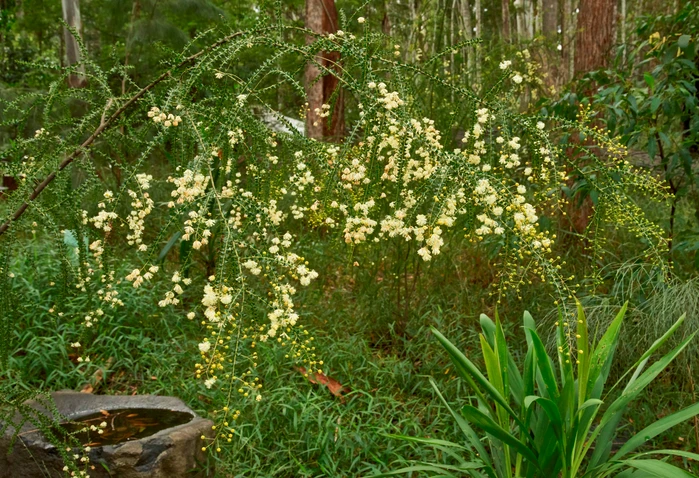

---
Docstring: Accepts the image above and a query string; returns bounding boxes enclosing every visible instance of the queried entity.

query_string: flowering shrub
[0,13,670,469]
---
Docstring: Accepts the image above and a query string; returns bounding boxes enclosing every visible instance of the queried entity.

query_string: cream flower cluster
[158,271,192,307]
[344,199,378,244]
[126,173,154,251]
[168,168,209,206]
[86,191,118,232]
[200,283,234,323]
[148,106,182,127]
[125,265,159,288]
[228,128,244,146]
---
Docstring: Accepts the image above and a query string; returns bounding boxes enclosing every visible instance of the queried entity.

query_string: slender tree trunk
[62,0,87,88]
[566,0,615,240]
[474,0,481,87]
[460,0,473,83]
[515,0,524,41]
[620,0,626,64]
[542,0,557,39]
[541,0,559,85]
[562,0,575,81]
[304,0,344,141]
[502,0,511,41]
[450,0,456,101]
[574,0,615,76]
[526,0,535,38]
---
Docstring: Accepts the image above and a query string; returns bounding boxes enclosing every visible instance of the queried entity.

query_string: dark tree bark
[62,0,87,88]
[565,0,616,240]
[574,0,616,76]
[304,0,344,141]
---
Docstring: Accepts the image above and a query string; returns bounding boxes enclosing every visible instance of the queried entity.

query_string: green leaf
[461,404,540,467]
[429,379,495,473]
[431,328,523,428]
[158,231,183,263]
[613,402,699,460]
[494,317,511,405]
[651,96,662,114]
[588,332,696,469]
[579,398,603,411]
[576,302,591,403]
[480,335,507,424]
[609,314,685,396]
[524,395,562,441]
[621,459,695,477]
[526,329,559,400]
[635,450,699,462]
[370,462,484,478]
[678,35,691,50]
[480,314,496,346]
[587,302,627,399]
[644,73,655,91]
[382,434,468,449]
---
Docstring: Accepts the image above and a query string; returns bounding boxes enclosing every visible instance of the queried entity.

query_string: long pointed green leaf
[370,463,484,478]
[634,449,699,462]
[587,302,628,398]
[524,395,563,442]
[576,301,591,403]
[431,328,523,428]
[480,314,496,346]
[461,404,540,467]
[526,328,560,401]
[613,402,699,460]
[494,316,511,402]
[481,314,524,407]
[429,379,495,473]
[610,314,686,397]
[620,459,696,477]
[588,332,696,470]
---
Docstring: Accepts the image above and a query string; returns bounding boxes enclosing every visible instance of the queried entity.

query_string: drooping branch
[0,30,248,237]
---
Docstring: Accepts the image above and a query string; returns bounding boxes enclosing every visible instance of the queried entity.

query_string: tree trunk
[62,0,87,88]
[620,0,626,64]
[562,0,573,81]
[541,0,559,85]
[501,0,511,41]
[460,0,474,83]
[474,0,481,87]
[574,0,615,76]
[542,0,557,39]
[526,0,535,38]
[304,0,344,141]
[515,0,524,40]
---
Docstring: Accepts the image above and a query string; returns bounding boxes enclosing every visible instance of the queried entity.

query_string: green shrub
[382,304,699,477]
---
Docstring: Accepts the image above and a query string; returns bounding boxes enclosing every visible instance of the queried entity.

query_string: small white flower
[358,16,365,24]
[499,60,512,70]
[513,74,523,84]
[198,341,211,353]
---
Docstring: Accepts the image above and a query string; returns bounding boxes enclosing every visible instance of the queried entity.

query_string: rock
[0,391,214,478]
